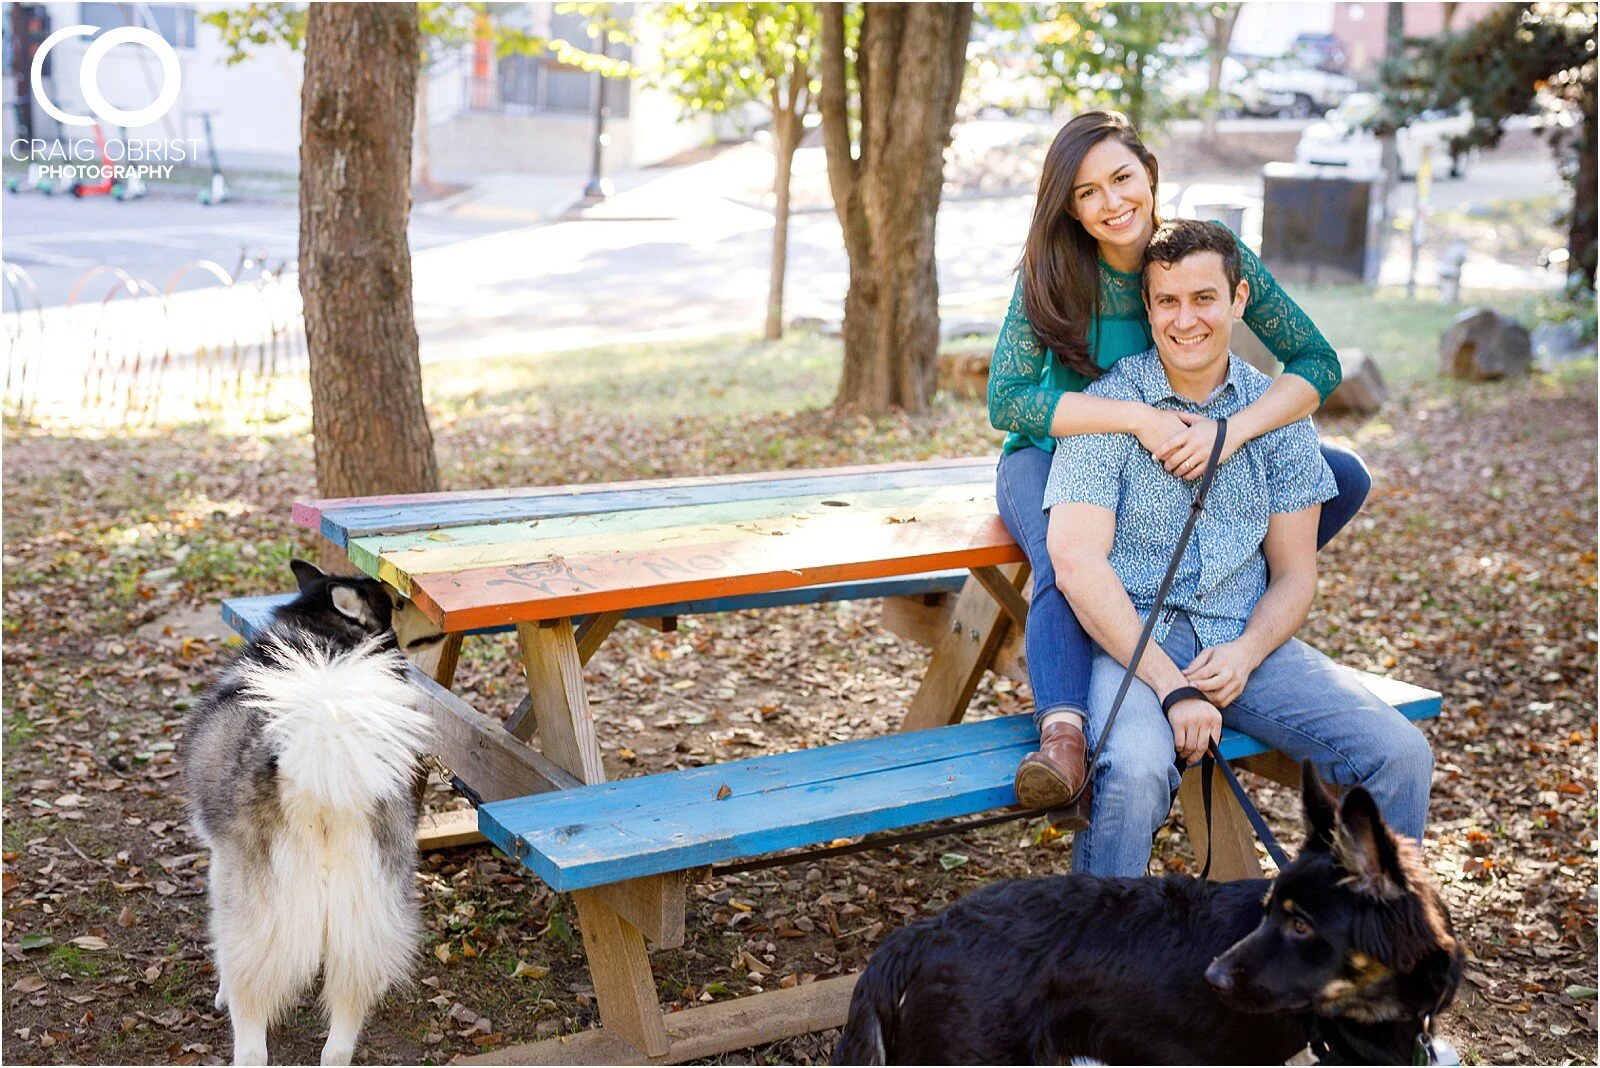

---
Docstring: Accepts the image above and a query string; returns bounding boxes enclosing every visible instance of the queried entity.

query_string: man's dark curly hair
[1141,219,1242,298]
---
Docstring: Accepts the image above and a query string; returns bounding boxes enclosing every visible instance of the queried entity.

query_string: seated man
[1041,219,1433,878]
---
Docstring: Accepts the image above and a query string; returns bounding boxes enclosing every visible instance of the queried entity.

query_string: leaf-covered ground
[2,355,1594,1066]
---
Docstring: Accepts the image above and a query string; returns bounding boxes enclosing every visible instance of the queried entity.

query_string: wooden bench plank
[410,511,1023,630]
[453,973,860,1066]
[376,493,1000,597]
[346,483,995,578]
[302,458,997,547]
[481,680,1440,892]
[293,457,993,533]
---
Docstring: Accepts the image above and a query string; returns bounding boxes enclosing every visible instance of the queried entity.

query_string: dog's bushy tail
[240,634,430,811]
[832,934,920,1065]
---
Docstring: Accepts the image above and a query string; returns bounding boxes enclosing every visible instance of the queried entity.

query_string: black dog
[833,763,1462,1065]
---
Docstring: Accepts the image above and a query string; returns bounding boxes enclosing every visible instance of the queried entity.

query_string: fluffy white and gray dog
[183,560,437,1066]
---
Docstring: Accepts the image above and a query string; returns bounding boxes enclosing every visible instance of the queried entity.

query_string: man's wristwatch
[1161,686,1209,714]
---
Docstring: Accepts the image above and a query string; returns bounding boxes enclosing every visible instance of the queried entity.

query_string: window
[79,3,198,49]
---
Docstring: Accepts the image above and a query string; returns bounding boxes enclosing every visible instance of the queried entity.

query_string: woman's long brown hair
[1020,111,1160,379]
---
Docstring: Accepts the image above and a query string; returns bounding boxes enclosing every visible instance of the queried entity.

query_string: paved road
[2,144,1566,376]
[1,192,515,304]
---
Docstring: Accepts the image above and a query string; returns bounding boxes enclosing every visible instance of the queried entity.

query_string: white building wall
[10,2,714,174]
[1230,1,1337,57]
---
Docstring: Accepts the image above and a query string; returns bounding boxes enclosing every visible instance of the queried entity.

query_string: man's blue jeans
[993,440,1371,728]
[1070,611,1434,877]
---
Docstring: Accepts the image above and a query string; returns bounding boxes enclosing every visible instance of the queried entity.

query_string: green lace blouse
[989,244,1342,454]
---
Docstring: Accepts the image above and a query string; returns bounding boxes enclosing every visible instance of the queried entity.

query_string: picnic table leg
[901,562,1030,732]
[408,632,464,688]
[514,620,672,1057]
[1176,765,1264,881]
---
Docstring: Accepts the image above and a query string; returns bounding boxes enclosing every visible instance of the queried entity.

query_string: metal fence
[3,251,307,429]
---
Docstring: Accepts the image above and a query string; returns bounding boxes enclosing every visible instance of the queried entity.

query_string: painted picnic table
[293,457,1037,1061]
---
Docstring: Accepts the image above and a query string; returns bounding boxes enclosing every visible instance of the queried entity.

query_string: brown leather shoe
[1013,720,1092,831]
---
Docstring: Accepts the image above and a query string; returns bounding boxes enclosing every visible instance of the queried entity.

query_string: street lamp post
[582,26,612,201]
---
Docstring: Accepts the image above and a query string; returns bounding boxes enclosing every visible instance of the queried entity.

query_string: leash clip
[1414,1015,1460,1066]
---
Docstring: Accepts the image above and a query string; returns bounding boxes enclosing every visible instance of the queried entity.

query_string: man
[1039,219,1433,877]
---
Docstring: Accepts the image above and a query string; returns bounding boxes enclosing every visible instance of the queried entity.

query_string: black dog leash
[1056,417,1230,812]
[1198,740,1289,877]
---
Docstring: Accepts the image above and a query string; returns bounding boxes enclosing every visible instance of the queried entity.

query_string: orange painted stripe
[408,512,1025,630]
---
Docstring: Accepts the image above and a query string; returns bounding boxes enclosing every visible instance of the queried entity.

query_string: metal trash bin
[1259,162,1384,285]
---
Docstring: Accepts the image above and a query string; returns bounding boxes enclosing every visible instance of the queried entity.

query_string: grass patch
[425,330,843,423]
[1279,285,1548,384]
[49,944,102,978]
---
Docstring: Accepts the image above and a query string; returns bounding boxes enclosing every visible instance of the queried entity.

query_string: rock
[1321,349,1387,415]
[1439,308,1533,380]
[937,347,991,398]
[787,316,842,338]
[939,317,1000,342]
[1530,319,1594,370]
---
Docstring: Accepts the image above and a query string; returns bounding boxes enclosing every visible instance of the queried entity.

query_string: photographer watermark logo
[33,24,180,126]
[13,25,199,183]
[33,24,181,127]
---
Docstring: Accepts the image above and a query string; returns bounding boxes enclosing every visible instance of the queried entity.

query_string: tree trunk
[765,105,801,341]
[1376,2,1406,269]
[1569,73,1597,288]
[1202,4,1242,142]
[300,2,439,556]
[821,2,973,413]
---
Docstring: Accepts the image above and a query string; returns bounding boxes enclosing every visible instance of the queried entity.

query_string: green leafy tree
[981,2,1192,132]
[648,3,821,339]
[1382,1,1597,288]
[203,3,623,190]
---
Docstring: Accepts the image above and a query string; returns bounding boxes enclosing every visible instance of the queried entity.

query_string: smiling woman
[987,110,1373,821]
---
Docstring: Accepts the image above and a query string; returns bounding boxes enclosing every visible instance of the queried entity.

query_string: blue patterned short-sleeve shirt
[1041,349,1337,647]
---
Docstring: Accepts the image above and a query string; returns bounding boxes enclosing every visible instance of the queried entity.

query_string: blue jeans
[994,440,1371,728]
[1071,611,1434,877]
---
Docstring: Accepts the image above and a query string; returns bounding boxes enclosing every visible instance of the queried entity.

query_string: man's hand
[1184,640,1262,708]
[1131,407,1192,460]
[1153,413,1242,481]
[1166,696,1221,766]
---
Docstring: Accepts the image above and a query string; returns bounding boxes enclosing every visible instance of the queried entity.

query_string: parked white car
[1234,61,1356,118]
[1295,93,1473,179]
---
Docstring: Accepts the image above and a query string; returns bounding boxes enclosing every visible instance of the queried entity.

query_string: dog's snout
[1203,958,1234,992]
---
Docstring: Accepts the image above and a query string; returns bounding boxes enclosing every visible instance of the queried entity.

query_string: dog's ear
[1300,759,1338,852]
[330,584,378,628]
[289,558,325,593]
[1333,787,1408,901]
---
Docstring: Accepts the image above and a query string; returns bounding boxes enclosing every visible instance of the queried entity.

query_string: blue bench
[223,589,1442,890]
[477,676,1441,892]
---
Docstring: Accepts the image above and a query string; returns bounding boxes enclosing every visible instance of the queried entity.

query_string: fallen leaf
[939,853,970,871]
[716,783,732,800]
[70,936,110,951]
[434,942,452,964]
[11,976,45,994]
[18,934,53,951]
[510,960,549,980]
[116,906,136,928]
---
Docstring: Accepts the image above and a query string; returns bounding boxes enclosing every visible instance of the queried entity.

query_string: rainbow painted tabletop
[293,456,1025,632]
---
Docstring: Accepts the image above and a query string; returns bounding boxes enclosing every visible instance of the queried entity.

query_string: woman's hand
[1153,413,1242,481]
[1131,407,1192,459]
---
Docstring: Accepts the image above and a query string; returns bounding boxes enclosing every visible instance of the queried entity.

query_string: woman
[991,111,1369,827]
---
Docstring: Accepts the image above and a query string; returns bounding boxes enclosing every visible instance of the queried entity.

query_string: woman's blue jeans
[993,439,1371,727]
